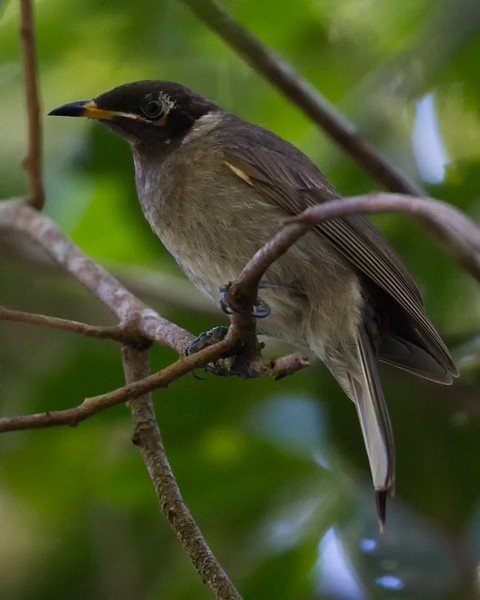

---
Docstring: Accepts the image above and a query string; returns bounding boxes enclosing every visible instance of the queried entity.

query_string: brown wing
[219,115,457,381]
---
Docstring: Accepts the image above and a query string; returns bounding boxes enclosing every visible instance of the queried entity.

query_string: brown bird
[50,81,458,526]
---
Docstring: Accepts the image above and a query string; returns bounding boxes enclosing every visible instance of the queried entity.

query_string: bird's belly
[135,152,363,354]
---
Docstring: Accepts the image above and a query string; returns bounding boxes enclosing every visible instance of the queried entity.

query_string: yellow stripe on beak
[81,101,115,120]
[49,100,115,120]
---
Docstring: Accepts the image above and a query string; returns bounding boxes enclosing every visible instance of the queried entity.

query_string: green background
[1,0,480,598]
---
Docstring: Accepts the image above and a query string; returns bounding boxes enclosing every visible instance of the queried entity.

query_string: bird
[49,80,458,526]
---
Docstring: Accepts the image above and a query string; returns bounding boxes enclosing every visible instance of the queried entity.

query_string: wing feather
[219,115,456,379]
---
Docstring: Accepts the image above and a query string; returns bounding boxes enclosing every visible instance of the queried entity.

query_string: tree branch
[0,331,236,433]
[19,0,44,209]
[0,239,222,318]
[3,191,477,433]
[225,193,480,309]
[0,305,130,343]
[0,200,193,352]
[181,0,424,196]
[289,194,480,281]
[124,346,242,600]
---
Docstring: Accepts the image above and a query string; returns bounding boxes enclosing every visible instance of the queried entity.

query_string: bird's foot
[185,325,229,356]
[185,325,264,379]
[220,285,271,318]
[206,354,263,379]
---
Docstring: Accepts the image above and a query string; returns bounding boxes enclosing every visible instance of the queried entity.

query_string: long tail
[327,326,395,528]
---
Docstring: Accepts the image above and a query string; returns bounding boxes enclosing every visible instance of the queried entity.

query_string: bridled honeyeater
[50,81,458,525]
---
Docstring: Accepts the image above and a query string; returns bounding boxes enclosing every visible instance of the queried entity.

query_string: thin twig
[267,352,310,380]
[0,306,130,342]
[181,0,424,196]
[0,332,236,433]
[19,0,44,209]
[124,347,242,600]
[0,328,309,434]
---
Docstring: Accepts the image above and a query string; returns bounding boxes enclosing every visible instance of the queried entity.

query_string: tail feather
[329,326,395,528]
[376,490,388,532]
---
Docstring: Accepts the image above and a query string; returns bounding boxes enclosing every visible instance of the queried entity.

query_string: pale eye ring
[141,99,164,119]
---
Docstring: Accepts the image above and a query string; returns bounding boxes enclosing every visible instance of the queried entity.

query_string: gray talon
[186,326,229,355]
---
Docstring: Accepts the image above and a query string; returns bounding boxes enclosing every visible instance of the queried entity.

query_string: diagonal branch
[124,346,242,600]
[289,194,480,281]
[19,0,44,209]
[0,199,309,435]
[0,200,193,352]
[181,0,424,196]
[0,322,308,433]
[0,328,236,433]
[226,193,480,315]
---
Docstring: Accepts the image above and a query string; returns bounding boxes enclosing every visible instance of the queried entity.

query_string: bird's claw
[220,286,271,318]
[185,326,229,356]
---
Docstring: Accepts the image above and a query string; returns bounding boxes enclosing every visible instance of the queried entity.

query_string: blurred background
[1,0,480,598]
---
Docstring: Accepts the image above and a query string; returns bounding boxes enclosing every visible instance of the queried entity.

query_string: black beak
[49,101,91,117]
[49,100,115,120]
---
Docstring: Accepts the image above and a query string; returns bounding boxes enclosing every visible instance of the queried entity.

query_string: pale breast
[132,116,362,351]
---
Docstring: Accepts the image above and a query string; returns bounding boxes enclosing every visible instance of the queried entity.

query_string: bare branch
[0,332,236,433]
[19,0,44,209]
[0,239,222,318]
[0,201,310,434]
[0,200,193,352]
[124,347,242,600]
[0,306,130,342]
[181,0,424,196]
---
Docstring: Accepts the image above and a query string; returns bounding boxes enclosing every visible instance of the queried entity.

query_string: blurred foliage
[1,0,480,598]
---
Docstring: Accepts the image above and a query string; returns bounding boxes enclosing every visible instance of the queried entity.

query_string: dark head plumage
[49,80,221,147]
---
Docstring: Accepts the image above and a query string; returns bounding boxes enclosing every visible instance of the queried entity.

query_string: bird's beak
[49,100,114,120]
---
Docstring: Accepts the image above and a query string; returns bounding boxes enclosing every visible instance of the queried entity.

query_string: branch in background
[124,347,242,600]
[0,200,193,352]
[19,0,44,209]
[181,0,424,196]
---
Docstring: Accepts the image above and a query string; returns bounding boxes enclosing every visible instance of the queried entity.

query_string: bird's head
[49,80,220,148]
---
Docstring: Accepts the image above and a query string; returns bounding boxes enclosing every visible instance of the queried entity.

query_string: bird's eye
[141,99,164,119]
